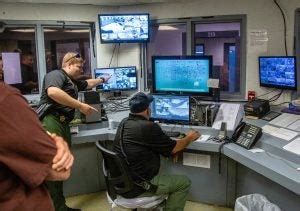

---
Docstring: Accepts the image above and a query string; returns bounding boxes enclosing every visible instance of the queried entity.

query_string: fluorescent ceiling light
[63,29,89,33]
[158,25,179,31]
[9,29,57,32]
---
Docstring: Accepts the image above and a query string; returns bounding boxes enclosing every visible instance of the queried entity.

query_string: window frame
[149,15,247,100]
[295,9,300,96]
[0,20,96,101]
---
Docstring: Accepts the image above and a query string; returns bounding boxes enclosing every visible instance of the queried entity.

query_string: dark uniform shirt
[113,113,176,197]
[21,64,38,94]
[39,69,87,121]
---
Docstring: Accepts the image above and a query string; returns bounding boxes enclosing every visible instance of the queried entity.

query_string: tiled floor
[66,191,233,211]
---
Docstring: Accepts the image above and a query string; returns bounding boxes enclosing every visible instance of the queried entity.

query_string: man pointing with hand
[38,52,109,211]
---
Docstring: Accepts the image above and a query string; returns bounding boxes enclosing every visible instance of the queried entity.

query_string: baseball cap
[129,92,153,113]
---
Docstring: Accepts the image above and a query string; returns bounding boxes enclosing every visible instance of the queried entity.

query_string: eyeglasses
[65,53,81,63]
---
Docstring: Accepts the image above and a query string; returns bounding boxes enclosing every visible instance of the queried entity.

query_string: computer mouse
[177,133,186,139]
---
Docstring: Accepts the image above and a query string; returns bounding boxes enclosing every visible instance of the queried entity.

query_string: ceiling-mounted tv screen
[98,13,150,43]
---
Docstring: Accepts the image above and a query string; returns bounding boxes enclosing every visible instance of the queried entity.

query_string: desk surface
[72,110,300,195]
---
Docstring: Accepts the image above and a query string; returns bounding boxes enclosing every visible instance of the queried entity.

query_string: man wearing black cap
[113,92,200,211]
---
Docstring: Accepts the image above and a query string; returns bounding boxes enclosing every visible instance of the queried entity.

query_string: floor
[66,191,233,211]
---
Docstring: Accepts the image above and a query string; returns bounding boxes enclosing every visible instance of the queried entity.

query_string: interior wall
[1,0,300,100]
[119,0,300,100]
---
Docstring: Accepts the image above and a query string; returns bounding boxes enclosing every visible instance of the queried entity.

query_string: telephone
[231,122,262,149]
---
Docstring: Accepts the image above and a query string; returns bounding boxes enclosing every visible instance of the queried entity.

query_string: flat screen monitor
[152,56,212,96]
[150,95,190,123]
[94,66,137,91]
[98,13,149,43]
[259,56,297,90]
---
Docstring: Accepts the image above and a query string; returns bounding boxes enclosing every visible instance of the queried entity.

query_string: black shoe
[67,207,81,211]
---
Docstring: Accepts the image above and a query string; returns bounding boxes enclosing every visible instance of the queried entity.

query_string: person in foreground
[0,83,74,211]
[113,92,200,211]
[38,52,109,211]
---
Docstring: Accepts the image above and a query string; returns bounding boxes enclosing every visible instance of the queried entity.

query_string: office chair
[95,141,166,211]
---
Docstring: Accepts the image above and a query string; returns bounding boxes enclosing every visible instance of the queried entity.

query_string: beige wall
[1,0,300,99]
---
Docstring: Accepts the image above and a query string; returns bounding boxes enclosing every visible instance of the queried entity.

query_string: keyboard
[163,130,181,138]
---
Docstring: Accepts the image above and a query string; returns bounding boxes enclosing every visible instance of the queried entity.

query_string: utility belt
[51,111,73,124]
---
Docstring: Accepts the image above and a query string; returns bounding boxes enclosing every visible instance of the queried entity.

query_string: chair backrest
[95,141,134,200]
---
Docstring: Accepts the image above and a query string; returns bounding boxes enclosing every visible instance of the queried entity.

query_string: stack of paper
[283,138,300,155]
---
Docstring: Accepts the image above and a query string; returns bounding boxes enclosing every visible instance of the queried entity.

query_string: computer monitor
[152,56,213,96]
[150,95,190,124]
[94,66,137,91]
[259,56,297,90]
[98,13,150,43]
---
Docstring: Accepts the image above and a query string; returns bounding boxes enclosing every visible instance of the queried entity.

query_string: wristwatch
[100,77,105,83]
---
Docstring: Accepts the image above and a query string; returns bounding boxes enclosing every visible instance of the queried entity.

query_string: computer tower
[79,91,102,123]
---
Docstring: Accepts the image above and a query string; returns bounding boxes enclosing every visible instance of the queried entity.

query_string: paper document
[2,52,22,84]
[183,153,210,168]
[262,125,297,141]
[272,128,298,141]
[262,125,279,134]
[212,103,243,130]
[283,138,300,156]
[269,113,300,128]
[195,135,210,142]
[287,120,300,132]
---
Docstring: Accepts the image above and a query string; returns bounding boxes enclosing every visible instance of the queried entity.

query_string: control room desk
[66,111,300,210]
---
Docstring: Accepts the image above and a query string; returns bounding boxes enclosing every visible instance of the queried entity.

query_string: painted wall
[0,0,300,100]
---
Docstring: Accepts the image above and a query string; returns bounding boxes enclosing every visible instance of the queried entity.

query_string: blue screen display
[94,66,137,91]
[259,57,297,90]
[150,95,190,122]
[152,56,212,95]
[99,14,149,43]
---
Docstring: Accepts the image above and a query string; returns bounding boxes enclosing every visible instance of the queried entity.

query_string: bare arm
[45,134,73,181]
[47,86,98,115]
[86,74,111,89]
[172,130,200,154]
[47,86,81,109]
[86,78,103,89]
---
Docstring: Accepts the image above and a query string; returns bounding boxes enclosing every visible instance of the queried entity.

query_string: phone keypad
[236,125,262,149]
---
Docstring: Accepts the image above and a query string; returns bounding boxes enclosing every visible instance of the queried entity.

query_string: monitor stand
[107,91,128,100]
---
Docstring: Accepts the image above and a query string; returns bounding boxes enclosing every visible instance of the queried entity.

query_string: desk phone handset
[231,122,262,149]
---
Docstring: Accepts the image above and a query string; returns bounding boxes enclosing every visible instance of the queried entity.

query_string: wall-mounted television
[98,13,149,43]
[94,66,137,91]
[152,56,213,96]
[259,56,297,90]
[150,95,190,124]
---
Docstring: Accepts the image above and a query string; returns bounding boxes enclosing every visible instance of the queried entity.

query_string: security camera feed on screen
[259,56,297,90]
[150,95,190,123]
[99,14,149,43]
[152,56,212,95]
[94,66,137,91]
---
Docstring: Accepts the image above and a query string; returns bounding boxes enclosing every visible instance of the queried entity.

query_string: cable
[108,44,117,68]
[273,0,288,56]
[270,101,290,106]
[269,89,284,102]
[257,89,276,98]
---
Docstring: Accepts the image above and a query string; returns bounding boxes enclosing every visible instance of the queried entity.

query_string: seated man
[113,92,200,211]
[0,83,74,211]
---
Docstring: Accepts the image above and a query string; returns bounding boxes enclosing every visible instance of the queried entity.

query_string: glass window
[0,27,39,95]
[194,22,241,93]
[43,27,91,80]
[147,23,186,89]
